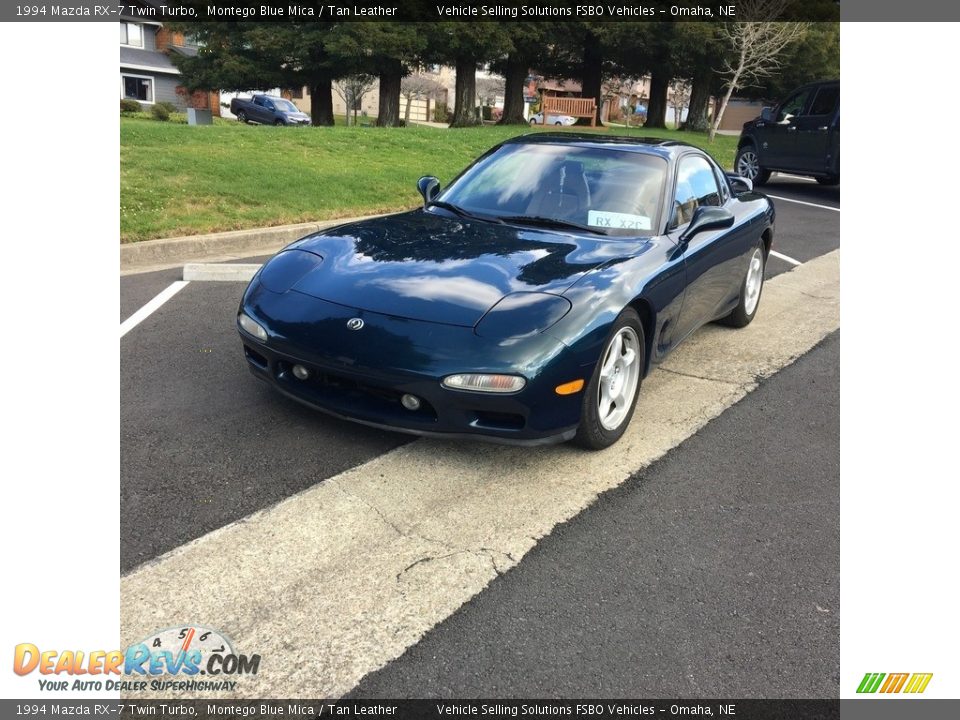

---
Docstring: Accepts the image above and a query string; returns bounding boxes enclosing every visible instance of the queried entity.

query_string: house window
[120,22,143,48]
[289,87,303,99]
[122,74,154,103]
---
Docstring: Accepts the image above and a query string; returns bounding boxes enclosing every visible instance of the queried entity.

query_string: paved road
[350,332,840,698]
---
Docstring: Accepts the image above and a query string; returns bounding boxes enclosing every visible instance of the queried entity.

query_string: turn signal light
[555,379,585,395]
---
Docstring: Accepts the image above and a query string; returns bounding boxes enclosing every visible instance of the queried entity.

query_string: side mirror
[726,173,753,194]
[760,107,775,122]
[679,206,735,245]
[417,176,440,207]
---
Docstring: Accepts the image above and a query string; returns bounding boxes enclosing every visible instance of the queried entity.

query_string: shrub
[432,101,449,123]
[150,102,177,121]
[120,99,142,114]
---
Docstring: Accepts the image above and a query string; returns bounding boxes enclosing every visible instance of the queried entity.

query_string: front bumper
[238,289,585,445]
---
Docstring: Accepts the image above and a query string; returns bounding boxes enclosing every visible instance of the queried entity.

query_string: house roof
[120,46,180,75]
[168,45,199,58]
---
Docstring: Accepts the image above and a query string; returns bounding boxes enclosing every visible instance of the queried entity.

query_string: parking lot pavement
[350,330,839,698]
[120,281,409,572]
[119,250,838,698]
[118,199,838,573]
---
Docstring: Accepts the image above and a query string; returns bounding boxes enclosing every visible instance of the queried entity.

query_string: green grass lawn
[120,118,739,243]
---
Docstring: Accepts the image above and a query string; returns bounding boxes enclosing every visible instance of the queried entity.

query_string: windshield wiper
[427,201,502,224]
[498,215,608,236]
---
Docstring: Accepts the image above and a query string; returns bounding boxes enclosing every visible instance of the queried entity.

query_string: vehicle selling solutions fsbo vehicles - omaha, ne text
[237,134,775,449]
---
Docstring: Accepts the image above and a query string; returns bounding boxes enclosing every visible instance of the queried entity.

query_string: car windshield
[438,143,666,236]
[274,99,298,112]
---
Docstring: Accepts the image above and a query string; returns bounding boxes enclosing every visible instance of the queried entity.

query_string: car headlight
[442,374,526,393]
[238,312,268,342]
[474,292,572,339]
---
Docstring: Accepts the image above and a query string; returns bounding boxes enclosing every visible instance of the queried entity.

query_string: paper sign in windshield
[587,210,652,231]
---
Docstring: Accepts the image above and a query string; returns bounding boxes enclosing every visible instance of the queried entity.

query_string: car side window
[253,96,265,107]
[807,86,839,117]
[672,156,722,229]
[776,89,811,123]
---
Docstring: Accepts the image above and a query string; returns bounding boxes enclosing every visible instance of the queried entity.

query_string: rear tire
[529,118,538,125]
[720,242,766,328]
[274,119,284,126]
[574,309,645,450]
[236,111,247,123]
[735,143,771,186]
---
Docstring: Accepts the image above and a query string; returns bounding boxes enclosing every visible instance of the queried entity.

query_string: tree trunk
[403,95,412,123]
[376,59,403,127]
[498,56,528,125]
[580,37,603,127]
[645,73,669,129]
[682,68,712,132]
[450,56,481,127]
[309,75,334,126]
[709,83,737,143]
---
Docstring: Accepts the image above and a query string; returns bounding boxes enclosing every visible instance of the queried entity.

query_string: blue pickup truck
[230,95,311,126]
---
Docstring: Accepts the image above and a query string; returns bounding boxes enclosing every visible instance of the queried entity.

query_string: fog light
[292,364,310,380]
[238,313,268,342]
[400,394,421,411]
[442,374,526,393]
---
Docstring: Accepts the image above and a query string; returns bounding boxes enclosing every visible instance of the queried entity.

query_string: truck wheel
[274,119,284,126]
[236,111,247,123]
[735,143,771,186]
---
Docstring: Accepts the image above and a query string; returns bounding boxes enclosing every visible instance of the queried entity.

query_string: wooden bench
[541,96,597,127]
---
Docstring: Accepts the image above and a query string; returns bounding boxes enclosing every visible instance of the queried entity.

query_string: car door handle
[818,126,829,131]
[788,125,797,132]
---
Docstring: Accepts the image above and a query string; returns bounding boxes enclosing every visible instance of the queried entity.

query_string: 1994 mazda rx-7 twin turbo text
[238,134,775,449]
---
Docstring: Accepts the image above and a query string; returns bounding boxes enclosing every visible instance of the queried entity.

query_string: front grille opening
[275,360,438,422]
[244,345,268,369]
[472,411,526,431]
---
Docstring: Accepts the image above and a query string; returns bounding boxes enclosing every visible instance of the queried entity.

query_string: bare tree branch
[709,0,809,142]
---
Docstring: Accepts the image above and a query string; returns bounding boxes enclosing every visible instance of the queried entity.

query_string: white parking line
[767,194,840,212]
[777,173,818,182]
[770,250,802,267]
[120,281,189,339]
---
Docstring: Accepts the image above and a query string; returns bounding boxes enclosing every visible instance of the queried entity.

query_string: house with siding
[119,1,218,113]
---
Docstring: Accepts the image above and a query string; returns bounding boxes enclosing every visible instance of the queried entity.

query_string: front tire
[735,143,771,186]
[574,309,645,450]
[236,111,247,123]
[529,118,538,125]
[720,242,766,328]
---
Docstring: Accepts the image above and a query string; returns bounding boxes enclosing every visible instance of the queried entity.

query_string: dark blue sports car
[238,134,774,449]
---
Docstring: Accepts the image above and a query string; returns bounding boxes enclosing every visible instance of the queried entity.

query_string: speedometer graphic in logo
[139,625,234,661]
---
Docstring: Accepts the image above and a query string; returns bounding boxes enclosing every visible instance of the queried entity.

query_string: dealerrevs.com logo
[856,672,933,694]
[13,626,260,693]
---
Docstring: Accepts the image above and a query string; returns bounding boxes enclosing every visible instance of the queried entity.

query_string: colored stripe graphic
[904,673,933,694]
[857,672,932,694]
[857,673,885,693]
[880,673,908,693]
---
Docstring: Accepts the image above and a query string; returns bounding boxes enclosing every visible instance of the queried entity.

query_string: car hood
[284,111,310,120]
[278,210,640,327]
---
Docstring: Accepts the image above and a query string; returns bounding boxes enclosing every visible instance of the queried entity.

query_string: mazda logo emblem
[346,318,364,330]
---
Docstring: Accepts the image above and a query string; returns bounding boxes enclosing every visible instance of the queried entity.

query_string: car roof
[504,132,701,160]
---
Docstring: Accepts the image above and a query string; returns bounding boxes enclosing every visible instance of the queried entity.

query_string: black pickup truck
[734,80,839,186]
[230,95,311,126]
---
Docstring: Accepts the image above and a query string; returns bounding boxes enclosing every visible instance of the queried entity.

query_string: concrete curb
[120,213,386,275]
[183,263,262,282]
